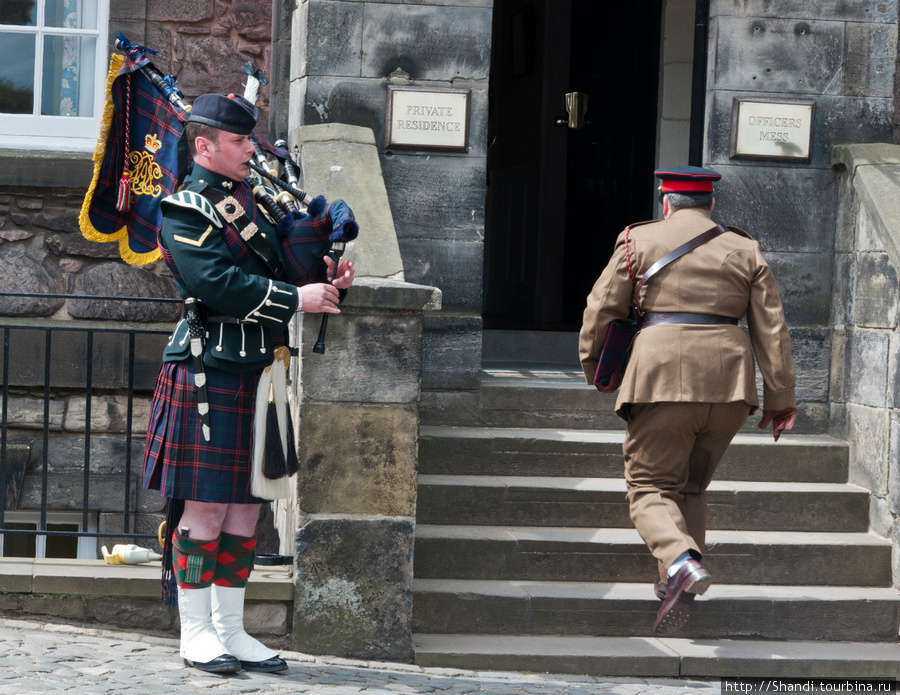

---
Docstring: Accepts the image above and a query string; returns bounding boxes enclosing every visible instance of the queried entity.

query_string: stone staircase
[412,367,900,678]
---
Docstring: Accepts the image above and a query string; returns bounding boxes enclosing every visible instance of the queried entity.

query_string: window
[0,511,98,559]
[0,0,109,151]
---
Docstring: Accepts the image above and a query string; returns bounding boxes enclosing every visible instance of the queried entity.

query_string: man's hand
[595,371,622,393]
[758,407,797,442]
[299,283,341,314]
[325,256,355,290]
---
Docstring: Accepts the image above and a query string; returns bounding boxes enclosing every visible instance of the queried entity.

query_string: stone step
[413,526,892,587]
[412,579,900,642]
[412,634,900,678]
[420,370,829,433]
[416,475,869,532]
[419,427,849,483]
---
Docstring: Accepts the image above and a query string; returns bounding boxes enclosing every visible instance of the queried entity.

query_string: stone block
[711,0,898,23]
[833,167,858,253]
[831,253,854,327]
[110,0,147,21]
[855,198,884,252]
[662,63,693,120]
[788,327,830,403]
[302,1,364,77]
[422,313,482,390]
[887,330,900,410]
[293,515,414,660]
[300,310,422,404]
[829,401,848,440]
[0,151,92,189]
[869,491,893,538]
[0,325,169,391]
[361,4,492,80]
[63,394,152,435]
[298,403,417,516]
[706,91,894,170]
[854,163,900,272]
[830,327,845,403]
[0,245,65,316]
[853,253,899,329]
[713,17,843,95]
[843,328,889,407]
[295,123,406,280]
[846,402,890,495]
[244,601,289,636]
[706,164,835,253]
[84,598,176,631]
[381,153,487,239]
[66,235,124,260]
[22,595,85,620]
[663,0,696,63]
[69,264,181,323]
[398,239,483,312]
[3,396,65,432]
[843,22,896,98]
[764,252,831,325]
[147,0,214,23]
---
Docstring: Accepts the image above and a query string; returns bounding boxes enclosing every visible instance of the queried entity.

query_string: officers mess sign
[386,86,470,152]
[730,97,815,164]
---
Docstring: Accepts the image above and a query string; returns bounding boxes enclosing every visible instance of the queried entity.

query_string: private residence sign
[730,97,815,164]
[386,86,470,152]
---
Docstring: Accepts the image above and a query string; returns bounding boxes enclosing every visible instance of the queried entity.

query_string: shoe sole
[240,661,289,673]
[652,566,712,634]
[183,658,241,674]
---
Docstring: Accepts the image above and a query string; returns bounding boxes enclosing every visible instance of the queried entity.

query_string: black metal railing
[0,292,180,554]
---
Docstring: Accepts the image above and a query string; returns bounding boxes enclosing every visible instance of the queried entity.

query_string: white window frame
[0,0,110,152]
[0,510,98,559]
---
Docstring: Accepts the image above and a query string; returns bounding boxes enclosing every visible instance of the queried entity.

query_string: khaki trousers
[623,401,751,579]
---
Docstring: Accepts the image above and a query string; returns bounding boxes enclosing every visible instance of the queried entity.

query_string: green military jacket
[158,164,300,374]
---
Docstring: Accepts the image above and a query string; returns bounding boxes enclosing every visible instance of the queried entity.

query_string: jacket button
[265,300,272,306]
[240,351,247,357]
[216,346,223,352]
[260,348,266,354]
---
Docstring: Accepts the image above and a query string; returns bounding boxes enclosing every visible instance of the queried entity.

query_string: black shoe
[240,656,288,673]
[183,654,242,673]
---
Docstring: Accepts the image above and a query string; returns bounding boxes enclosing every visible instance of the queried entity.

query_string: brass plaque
[730,97,815,164]
[386,86,470,152]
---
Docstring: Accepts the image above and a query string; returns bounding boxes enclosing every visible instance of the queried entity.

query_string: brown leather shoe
[652,559,711,634]
[653,578,667,600]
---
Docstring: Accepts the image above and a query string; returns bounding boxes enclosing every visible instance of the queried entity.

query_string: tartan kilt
[142,359,267,504]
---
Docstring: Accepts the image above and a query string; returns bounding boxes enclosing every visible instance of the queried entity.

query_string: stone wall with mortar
[705,0,898,431]
[289,0,491,391]
[831,143,900,587]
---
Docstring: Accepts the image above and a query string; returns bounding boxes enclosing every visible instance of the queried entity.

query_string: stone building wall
[290,0,492,391]
[704,0,898,430]
[831,143,900,585]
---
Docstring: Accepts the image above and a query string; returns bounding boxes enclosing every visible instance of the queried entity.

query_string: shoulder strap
[632,224,728,313]
[162,191,223,228]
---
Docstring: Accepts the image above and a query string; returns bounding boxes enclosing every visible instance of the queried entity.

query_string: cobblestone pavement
[0,619,718,695]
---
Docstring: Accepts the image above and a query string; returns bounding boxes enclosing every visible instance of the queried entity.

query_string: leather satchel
[593,223,727,389]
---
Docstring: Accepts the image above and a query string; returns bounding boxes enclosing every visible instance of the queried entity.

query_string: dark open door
[484,0,663,330]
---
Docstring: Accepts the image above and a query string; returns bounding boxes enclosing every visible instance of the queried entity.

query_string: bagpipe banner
[79,37,188,266]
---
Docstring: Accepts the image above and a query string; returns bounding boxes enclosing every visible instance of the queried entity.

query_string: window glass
[45,0,98,30]
[3,522,37,558]
[41,34,95,117]
[0,1,37,27]
[45,523,79,558]
[0,32,36,114]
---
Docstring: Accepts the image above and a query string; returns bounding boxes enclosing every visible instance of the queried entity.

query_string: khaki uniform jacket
[579,208,796,417]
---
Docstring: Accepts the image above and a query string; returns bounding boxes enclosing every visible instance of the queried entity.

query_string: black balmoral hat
[654,165,721,194]
[188,93,258,134]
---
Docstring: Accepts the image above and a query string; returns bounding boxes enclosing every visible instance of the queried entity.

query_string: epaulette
[725,224,753,239]
[161,190,223,229]
[625,220,656,230]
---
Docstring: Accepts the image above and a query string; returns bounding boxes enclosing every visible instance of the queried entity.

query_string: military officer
[579,166,797,635]
[142,93,355,673]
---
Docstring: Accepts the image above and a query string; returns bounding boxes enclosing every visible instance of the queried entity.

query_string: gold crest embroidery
[128,149,163,197]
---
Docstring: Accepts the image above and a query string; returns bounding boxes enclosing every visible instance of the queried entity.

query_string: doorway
[483,0,665,332]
